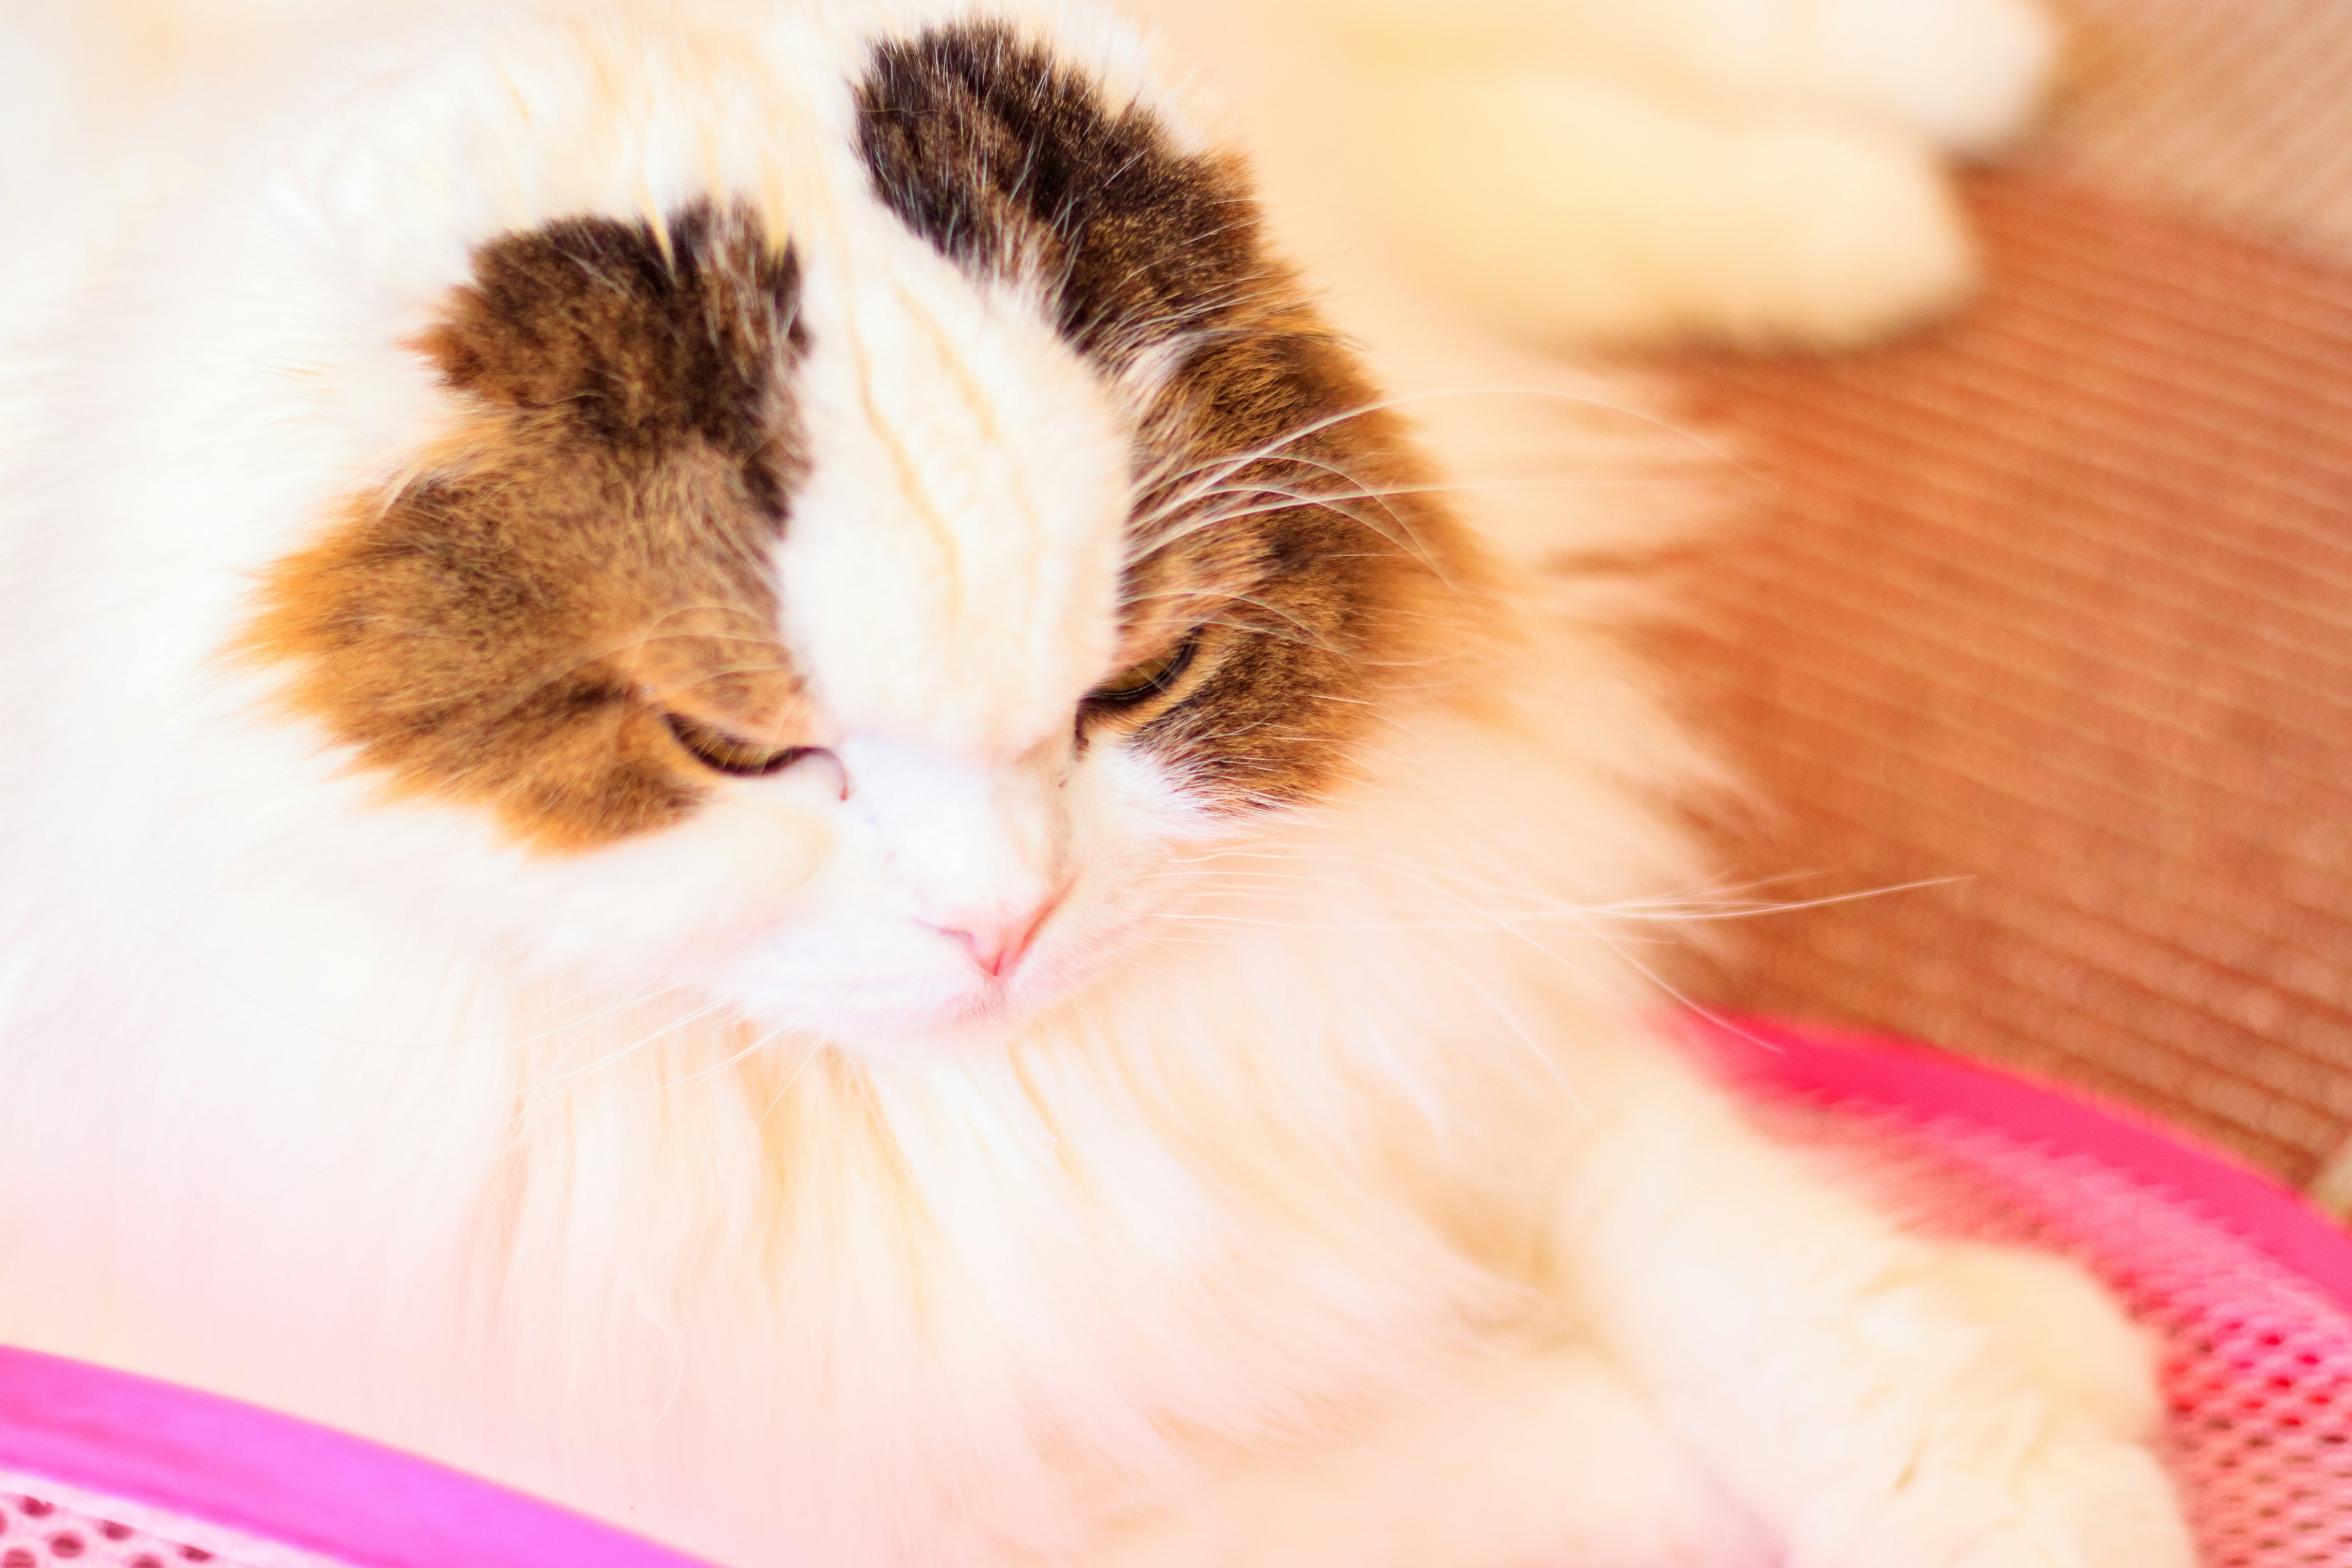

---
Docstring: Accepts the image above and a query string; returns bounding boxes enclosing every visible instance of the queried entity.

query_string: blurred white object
[1140,0,2061,349]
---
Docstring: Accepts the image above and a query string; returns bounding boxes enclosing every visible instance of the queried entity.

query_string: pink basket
[1692,1014,2352,1568]
[0,1017,2343,1567]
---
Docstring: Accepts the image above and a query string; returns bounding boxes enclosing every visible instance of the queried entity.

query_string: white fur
[0,4,2186,1567]
[1128,0,2059,348]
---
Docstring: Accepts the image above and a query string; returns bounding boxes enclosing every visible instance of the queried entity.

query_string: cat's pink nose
[933,891,1064,980]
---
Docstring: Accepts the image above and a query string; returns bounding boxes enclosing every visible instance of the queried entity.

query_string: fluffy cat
[0,1,2189,1566]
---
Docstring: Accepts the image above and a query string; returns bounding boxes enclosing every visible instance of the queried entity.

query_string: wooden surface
[1665,175,2352,1192]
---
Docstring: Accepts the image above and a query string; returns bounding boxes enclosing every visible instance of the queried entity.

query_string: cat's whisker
[1420,942,1593,1125]
[1127,454,1430,547]
[662,1023,791,1095]
[1135,851,1961,943]
[750,1036,831,1137]
[1129,380,1686,516]
[516,997,740,1110]
[492,981,703,1060]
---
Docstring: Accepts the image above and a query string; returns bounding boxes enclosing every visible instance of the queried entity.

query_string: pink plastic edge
[1683,1012,2352,1306]
[1,1017,2347,1568]
[0,1345,714,1568]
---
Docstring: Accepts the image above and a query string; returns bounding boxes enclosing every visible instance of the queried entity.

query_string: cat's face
[219,13,1482,1052]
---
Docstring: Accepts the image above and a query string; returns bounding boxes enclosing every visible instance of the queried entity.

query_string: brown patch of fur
[1110,314,1488,809]
[859,24,1493,809]
[856,23,1258,371]
[239,202,810,852]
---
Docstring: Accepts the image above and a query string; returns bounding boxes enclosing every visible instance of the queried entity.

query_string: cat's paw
[1796,1425,2195,1568]
[1811,0,2061,155]
[1706,118,1979,349]
[1371,71,1978,350]
[1929,1245,2164,1442]
[1789,1247,2193,1568]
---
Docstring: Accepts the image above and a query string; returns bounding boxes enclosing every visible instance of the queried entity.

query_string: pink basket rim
[1684,1012,2352,1306]
[0,1345,714,1568]
[0,1016,2345,1566]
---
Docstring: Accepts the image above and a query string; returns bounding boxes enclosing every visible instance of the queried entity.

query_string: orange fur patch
[238,202,809,852]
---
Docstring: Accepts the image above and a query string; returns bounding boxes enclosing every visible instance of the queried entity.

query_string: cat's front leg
[1544,1046,2196,1568]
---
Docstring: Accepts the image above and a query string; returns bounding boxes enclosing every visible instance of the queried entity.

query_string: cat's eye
[1086,631,1201,709]
[662,711,820,778]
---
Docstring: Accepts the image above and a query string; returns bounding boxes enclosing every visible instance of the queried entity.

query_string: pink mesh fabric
[0,1476,346,1568]
[1741,1082,2352,1566]
[0,1487,262,1568]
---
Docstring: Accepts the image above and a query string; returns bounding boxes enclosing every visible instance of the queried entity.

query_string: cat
[0,1,2193,1566]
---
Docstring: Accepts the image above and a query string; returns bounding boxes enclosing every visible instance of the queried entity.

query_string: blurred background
[1656,0,2352,1213]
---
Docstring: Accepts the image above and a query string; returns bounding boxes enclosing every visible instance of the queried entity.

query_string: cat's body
[0,2,2192,1566]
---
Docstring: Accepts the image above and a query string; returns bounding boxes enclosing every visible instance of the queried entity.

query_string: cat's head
[32,5,1498,1055]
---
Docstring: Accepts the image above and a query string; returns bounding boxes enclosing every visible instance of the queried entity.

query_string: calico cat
[0,1,2192,1565]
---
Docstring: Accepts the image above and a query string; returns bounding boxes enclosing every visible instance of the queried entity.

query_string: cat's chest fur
[0,831,1583,1564]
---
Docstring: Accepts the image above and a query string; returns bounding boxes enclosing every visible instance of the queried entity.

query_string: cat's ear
[848,15,1254,371]
[859,1,1212,153]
